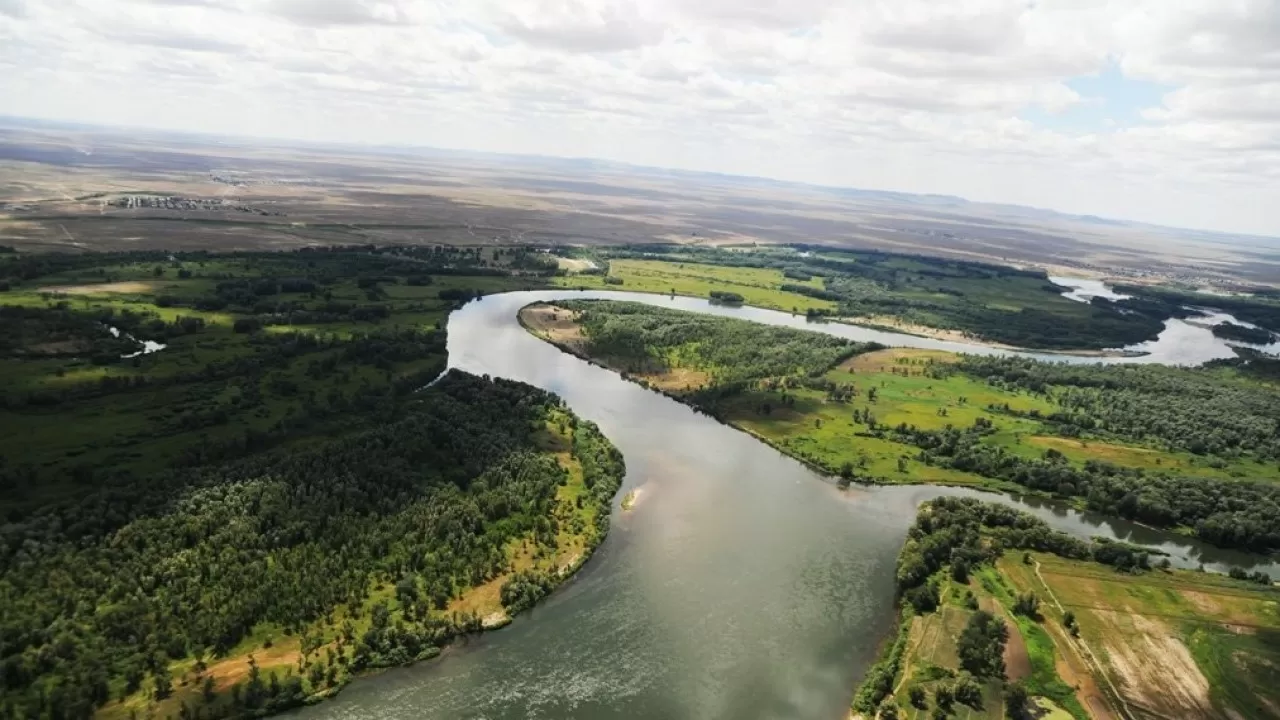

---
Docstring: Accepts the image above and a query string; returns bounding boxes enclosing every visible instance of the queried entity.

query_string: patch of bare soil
[205,641,302,691]
[519,303,587,354]
[38,281,158,295]
[838,347,958,374]
[1098,611,1215,719]
[635,365,711,392]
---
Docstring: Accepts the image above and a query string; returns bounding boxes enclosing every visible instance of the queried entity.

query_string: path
[1033,560,1135,720]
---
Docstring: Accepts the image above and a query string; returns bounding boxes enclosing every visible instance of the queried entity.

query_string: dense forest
[595,245,1167,350]
[0,246,555,508]
[0,371,624,719]
[0,248,628,718]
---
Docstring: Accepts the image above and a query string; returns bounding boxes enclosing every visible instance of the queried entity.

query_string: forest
[580,245,1169,350]
[0,248,627,719]
[539,301,1280,553]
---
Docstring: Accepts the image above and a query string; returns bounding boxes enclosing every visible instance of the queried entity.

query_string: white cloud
[0,0,1277,235]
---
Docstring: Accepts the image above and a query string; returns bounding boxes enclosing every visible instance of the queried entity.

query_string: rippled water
[289,290,1274,720]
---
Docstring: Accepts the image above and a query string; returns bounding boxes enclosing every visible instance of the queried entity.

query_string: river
[289,289,1276,720]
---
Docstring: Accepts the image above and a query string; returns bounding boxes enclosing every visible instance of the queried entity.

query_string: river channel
[290,289,1276,720]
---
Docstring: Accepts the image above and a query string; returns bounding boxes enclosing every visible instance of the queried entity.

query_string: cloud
[496,1,665,53]
[0,0,26,19]
[266,0,409,27]
[0,0,1278,235]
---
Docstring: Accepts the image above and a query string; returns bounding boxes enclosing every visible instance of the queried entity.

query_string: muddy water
[289,290,1274,720]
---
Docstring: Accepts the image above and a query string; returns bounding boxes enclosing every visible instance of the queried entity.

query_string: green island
[854,496,1280,720]
[0,248,625,719]
[551,246,1179,351]
[520,300,1280,552]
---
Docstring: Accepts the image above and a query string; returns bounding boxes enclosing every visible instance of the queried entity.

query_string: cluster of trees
[0,371,625,719]
[1212,322,1276,345]
[0,305,138,360]
[707,290,744,304]
[1116,284,1280,334]
[560,300,875,388]
[891,422,1280,551]
[959,357,1280,461]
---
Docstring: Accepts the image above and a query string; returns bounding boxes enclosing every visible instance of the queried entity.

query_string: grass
[718,349,1059,490]
[551,258,838,312]
[1000,552,1280,720]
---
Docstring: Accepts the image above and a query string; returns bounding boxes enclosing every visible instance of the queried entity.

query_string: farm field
[857,497,1280,720]
[998,553,1280,720]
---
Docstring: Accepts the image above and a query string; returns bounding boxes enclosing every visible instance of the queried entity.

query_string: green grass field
[551,258,838,312]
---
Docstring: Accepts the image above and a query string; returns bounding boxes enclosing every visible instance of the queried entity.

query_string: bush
[233,317,263,333]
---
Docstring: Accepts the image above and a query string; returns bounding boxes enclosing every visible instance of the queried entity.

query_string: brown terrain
[3,120,1279,286]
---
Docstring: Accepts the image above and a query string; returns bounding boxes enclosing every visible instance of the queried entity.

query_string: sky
[1,0,1278,237]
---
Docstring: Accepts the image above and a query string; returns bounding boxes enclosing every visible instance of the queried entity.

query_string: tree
[953,674,983,709]
[908,685,927,709]
[1012,591,1039,618]
[958,610,1007,679]
[934,684,954,710]
[877,700,900,720]
[1005,682,1030,720]
[202,675,216,702]
[153,665,173,700]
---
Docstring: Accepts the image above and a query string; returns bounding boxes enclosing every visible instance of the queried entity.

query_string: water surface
[290,290,1273,720]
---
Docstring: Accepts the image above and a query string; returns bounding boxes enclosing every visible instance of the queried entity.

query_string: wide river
[291,289,1277,720]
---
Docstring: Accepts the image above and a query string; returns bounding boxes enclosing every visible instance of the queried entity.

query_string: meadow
[552,257,839,312]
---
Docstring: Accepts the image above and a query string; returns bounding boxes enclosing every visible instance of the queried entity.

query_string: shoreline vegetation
[519,300,1280,555]
[551,246,1188,352]
[0,248,629,720]
[853,497,1280,720]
